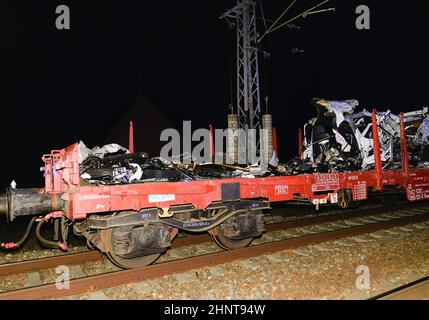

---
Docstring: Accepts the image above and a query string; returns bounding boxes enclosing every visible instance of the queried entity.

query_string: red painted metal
[399,113,410,179]
[60,168,413,220]
[129,121,134,153]
[42,144,80,195]
[38,110,429,220]
[398,113,428,202]
[209,124,214,160]
[272,127,278,155]
[298,128,303,160]
[371,109,383,191]
[41,154,53,193]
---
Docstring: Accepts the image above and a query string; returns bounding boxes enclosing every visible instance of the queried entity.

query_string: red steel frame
[298,128,303,161]
[40,110,429,221]
[128,121,134,153]
[272,127,278,156]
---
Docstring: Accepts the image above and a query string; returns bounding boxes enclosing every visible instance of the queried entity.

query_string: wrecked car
[78,141,271,185]
[301,99,429,173]
[77,99,429,185]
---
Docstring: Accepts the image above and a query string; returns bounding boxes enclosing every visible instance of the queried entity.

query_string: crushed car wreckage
[296,99,429,174]
[78,141,275,185]
[78,100,429,185]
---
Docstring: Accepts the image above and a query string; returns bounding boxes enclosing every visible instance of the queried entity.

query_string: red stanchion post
[399,113,410,179]
[209,124,214,161]
[129,120,134,153]
[298,128,303,160]
[273,127,278,156]
[371,109,382,191]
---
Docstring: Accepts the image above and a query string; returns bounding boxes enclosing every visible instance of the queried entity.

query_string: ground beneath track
[57,220,429,300]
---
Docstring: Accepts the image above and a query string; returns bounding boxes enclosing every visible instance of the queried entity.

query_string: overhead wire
[258,0,298,43]
[258,1,268,31]
[268,0,331,34]
[258,0,334,43]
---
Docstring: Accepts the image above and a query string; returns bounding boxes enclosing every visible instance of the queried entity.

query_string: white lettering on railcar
[275,185,289,195]
[407,187,429,201]
[79,194,110,200]
[353,182,367,201]
[148,194,176,203]
[312,173,340,192]
[347,175,358,181]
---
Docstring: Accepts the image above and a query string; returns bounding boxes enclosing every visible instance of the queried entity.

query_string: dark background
[1,0,428,187]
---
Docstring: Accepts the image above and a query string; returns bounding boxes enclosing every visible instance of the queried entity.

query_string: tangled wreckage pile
[78,142,261,185]
[79,99,429,185]
[293,99,429,174]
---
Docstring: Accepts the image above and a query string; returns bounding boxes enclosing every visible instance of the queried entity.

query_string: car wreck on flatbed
[285,99,429,175]
[75,99,429,185]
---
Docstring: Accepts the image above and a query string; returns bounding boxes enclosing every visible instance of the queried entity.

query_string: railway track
[370,276,429,300]
[0,202,420,278]
[0,202,383,264]
[0,203,428,299]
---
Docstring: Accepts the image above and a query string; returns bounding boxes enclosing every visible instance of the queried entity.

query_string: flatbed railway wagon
[1,111,428,268]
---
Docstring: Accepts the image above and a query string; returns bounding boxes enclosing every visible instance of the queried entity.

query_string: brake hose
[0,217,37,251]
[36,218,68,251]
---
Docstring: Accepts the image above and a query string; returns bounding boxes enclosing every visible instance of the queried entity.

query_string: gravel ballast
[58,221,429,300]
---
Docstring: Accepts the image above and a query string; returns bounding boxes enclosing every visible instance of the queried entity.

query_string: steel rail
[0,251,102,278]
[1,210,428,300]
[369,276,429,300]
[0,202,426,278]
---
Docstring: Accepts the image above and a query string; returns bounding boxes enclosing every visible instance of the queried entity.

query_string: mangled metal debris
[78,141,272,185]
[295,99,429,174]
[78,100,429,185]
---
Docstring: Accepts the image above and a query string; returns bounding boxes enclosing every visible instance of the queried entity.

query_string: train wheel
[105,228,160,269]
[211,228,254,250]
[107,252,159,269]
[209,209,263,250]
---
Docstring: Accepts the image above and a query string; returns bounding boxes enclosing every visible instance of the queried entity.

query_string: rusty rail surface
[370,276,429,300]
[0,202,426,278]
[0,251,102,278]
[1,210,428,300]
[1,202,423,278]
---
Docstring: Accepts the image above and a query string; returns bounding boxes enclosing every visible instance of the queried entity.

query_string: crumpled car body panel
[302,99,428,173]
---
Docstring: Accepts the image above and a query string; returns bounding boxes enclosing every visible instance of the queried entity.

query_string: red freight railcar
[1,111,428,268]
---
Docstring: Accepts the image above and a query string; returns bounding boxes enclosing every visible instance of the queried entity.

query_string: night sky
[1,0,428,187]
